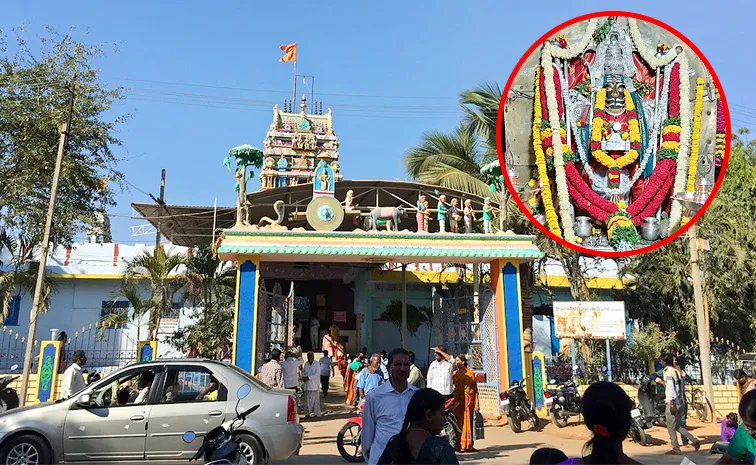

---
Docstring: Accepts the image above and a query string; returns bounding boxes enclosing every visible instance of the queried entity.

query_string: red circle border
[496,10,732,258]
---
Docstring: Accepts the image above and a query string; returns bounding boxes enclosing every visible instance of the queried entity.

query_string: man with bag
[661,353,701,455]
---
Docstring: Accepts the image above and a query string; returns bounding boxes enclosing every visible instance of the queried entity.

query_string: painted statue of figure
[416,195,427,232]
[463,199,475,234]
[437,195,447,233]
[277,157,288,188]
[448,198,461,233]
[344,190,357,210]
[482,197,493,234]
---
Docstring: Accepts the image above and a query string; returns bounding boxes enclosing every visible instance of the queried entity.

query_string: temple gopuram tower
[259,94,342,191]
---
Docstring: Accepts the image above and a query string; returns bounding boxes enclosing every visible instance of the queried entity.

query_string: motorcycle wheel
[550,409,568,428]
[337,421,364,463]
[629,420,647,446]
[442,419,457,450]
[529,410,540,430]
[0,389,18,413]
[508,411,522,433]
[235,433,264,465]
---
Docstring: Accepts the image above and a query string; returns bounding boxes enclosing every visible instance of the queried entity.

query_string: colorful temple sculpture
[504,16,724,252]
[259,95,342,191]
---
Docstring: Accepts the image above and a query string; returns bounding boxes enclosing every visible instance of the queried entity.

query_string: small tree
[376,300,431,347]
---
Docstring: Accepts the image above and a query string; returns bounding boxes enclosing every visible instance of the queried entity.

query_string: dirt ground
[275,375,724,465]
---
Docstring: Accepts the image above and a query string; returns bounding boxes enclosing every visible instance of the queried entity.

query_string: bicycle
[689,385,713,422]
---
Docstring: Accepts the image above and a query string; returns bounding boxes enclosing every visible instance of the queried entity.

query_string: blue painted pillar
[233,256,261,374]
[491,260,526,390]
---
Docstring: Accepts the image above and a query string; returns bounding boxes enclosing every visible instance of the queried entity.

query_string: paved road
[275,375,722,464]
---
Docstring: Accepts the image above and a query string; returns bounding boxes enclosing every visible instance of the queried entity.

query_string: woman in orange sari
[345,357,361,406]
[452,355,479,453]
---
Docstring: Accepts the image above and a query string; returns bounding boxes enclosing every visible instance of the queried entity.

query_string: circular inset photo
[497,12,730,257]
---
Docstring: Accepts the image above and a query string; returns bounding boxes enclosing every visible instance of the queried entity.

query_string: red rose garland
[565,163,618,213]
[632,172,676,226]
[626,158,677,225]
[668,63,680,118]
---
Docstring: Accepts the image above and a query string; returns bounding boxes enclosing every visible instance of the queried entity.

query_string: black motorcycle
[441,398,463,450]
[0,364,20,413]
[547,379,581,428]
[183,384,259,465]
[629,398,649,446]
[637,373,666,427]
[500,379,539,433]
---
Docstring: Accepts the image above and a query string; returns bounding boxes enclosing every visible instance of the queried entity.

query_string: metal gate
[256,280,294,368]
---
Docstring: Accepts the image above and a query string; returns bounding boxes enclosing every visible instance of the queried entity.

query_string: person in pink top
[321,329,336,359]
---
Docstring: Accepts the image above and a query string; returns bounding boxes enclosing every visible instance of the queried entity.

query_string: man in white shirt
[134,370,156,404]
[309,316,320,351]
[61,350,87,399]
[301,351,321,417]
[661,353,700,454]
[427,346,454,399]
[407,351,425,389]
[319,350,334,398]
[362,348,417,465]
[281,351,304,391]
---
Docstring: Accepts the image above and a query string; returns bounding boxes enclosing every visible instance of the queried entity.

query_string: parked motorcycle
[546,378,581,428]
[628,399,648,446]
[0,364,20,413]
[182,384,258,465]
[500,378,539,433]
[637,373,666,427]
[336,397,461,463]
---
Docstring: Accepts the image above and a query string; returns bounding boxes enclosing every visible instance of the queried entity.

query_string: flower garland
[658,63,681,161]
[545,18,600,59]
[589,89,641,188]
[532,66,562,237]
[669,51,692,232]
[542,49,575,242]
[628,18,679,69]
[625,158,677,226]
[686,77,705,191]
[565,162,618,223]
[606,211,640,250]
[715,88,725,171]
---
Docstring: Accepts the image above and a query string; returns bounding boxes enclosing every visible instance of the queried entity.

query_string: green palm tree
[460,81,502,158]
[404,125,491,198]
[0,234,55,322]
[184,244,236,311]
[123,247,187,340]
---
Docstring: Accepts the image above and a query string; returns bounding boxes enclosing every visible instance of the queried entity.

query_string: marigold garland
[715,88,725,169]
[533,66,562,237]
[590,89,641,171]
[686,78,705,191]
[669,52,693,232]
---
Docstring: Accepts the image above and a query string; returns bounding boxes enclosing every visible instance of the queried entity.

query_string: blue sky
[4,1,756,243]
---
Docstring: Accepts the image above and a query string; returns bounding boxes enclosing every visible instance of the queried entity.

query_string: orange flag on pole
[279,43,297,63]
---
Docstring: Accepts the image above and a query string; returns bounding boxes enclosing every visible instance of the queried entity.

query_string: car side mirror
[75,393,92,407]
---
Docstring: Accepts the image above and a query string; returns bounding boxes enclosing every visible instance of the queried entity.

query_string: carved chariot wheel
[306,196,345,231]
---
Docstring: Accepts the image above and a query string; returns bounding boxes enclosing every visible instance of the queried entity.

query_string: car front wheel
[235,433,264,465]
[0,434,52,465]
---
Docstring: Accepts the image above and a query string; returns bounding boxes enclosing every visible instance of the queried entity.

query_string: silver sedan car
[0,359,303,465]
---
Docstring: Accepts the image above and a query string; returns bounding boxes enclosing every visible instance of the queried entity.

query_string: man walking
[427,346,454,399]
[319,350,334,397]
[362,348,417,465]
[260,349,285,388]
[408,351,426,389]
[662,353,700,454]
[282,351,303,391]
[301,351,321,417]
[357,354,384,399]
[61,350,87,399]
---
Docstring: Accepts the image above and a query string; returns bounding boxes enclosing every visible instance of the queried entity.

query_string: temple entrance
[255,280,294,369]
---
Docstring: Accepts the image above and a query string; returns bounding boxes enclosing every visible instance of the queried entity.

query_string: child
[529,448,568,465]
[721,412,739,442]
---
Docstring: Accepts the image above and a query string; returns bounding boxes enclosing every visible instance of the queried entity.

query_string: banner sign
[553,301,627,340]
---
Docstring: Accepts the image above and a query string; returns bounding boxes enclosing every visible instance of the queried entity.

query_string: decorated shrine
[259,95,342,191]
[504,16,726,251]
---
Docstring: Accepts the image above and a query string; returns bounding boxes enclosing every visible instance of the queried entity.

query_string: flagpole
[293,60,297,103]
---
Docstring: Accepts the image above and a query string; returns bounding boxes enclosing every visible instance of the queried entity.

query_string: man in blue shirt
[357,354,384,398]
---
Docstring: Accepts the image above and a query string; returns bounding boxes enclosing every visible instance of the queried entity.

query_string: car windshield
[227,364,271,391]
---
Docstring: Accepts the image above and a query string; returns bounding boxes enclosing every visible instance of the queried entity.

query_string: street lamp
[671,143,716,421]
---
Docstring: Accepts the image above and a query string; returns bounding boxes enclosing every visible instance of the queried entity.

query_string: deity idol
[573,23,653,205]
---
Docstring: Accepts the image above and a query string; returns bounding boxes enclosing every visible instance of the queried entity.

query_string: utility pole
[689,222,716,420]
[19,83,76,406]
[150,169,166,254]
[401,264,408,349]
